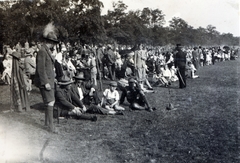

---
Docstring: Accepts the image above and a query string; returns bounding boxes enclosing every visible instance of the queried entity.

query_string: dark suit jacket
[174,50,186,68]
[55,86,84,111]
[35,44,55,88]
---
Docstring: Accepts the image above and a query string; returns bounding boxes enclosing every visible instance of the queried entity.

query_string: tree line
[0,0,239,48]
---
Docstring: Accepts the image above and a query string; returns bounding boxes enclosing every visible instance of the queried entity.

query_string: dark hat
[73,72,85,80]
[10,51,21,60]
[109,81,117,87]
[176,44,182,47]
[58,76,73,85]
[44,31,59,43]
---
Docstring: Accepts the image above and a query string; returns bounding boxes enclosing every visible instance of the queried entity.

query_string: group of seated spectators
[0,41,239,121]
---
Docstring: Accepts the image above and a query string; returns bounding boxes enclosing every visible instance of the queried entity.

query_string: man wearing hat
[71,72,101,106]
[120,78,155,112]
[34,22,59,133]
[71,73,121,115]
[174,44,187,89]
[54,76,97,121]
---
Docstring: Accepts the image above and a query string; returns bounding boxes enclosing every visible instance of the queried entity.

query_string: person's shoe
[48,127,59,134]
[91,115,98,122]
[146,107,153,112]
[148,87,153,90]
[116,111,124,115]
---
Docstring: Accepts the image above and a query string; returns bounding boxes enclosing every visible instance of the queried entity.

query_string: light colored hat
[25,49,32,55]
[61,44,67,51]
[109,81,117,87]
[43,22,59,43]
[73,72,85,80]
[107,44,112,49]
[10,51,21,60]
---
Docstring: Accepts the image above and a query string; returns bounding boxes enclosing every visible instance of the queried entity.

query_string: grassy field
[0,58,239,163]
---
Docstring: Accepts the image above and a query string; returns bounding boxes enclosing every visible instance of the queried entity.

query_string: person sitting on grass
[101,81,125,112]
[153,64,171,87]
[72,72,101,106]
[186,61,199,79]
[120,78,155,112]
[71,73,123,115]
[54,77,97,121]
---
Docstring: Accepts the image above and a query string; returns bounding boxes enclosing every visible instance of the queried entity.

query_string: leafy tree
[169,17,190,45]
[0,0,238,47]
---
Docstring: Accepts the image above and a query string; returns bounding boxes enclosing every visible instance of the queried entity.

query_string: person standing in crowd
[192,47,199,70]
[174,44,187,89]
[1,53,12,85]
[34,22,58,133]
[89,51,97,86]
[134,43,146,87]
[10,51,30,112]
[134,43,153,90]
[105,44,116,80]
[24,40,29,50]
[24,49,36,92]
[96,43,104,78]
[198,46,203,66]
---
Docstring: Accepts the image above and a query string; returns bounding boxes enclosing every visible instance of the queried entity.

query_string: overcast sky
[100,0,240,37]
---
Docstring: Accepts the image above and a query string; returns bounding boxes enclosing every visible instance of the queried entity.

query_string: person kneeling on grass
[120,78,155,112]
[54,77,97,121]
[101,81,125,112]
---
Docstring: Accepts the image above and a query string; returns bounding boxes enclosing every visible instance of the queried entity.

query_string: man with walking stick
[174,44,187,89]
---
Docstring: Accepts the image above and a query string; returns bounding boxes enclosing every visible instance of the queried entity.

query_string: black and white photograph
[0,0,239,162]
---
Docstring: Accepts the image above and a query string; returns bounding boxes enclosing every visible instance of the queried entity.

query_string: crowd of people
[0,24,239,133]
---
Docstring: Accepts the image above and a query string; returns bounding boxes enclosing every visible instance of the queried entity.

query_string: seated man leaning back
[54,77,97,121]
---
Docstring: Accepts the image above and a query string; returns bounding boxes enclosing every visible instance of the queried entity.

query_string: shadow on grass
[31,102,45,113]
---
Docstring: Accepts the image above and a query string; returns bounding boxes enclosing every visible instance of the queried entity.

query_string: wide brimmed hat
[44,31,59,43]
[58,76,73,85]
[25,49,32,56]
[10,51,21,60]
[109,81,117,87]
[73,72,85,80]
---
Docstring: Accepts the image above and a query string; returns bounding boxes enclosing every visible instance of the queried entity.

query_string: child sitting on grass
[101,81,125,112]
